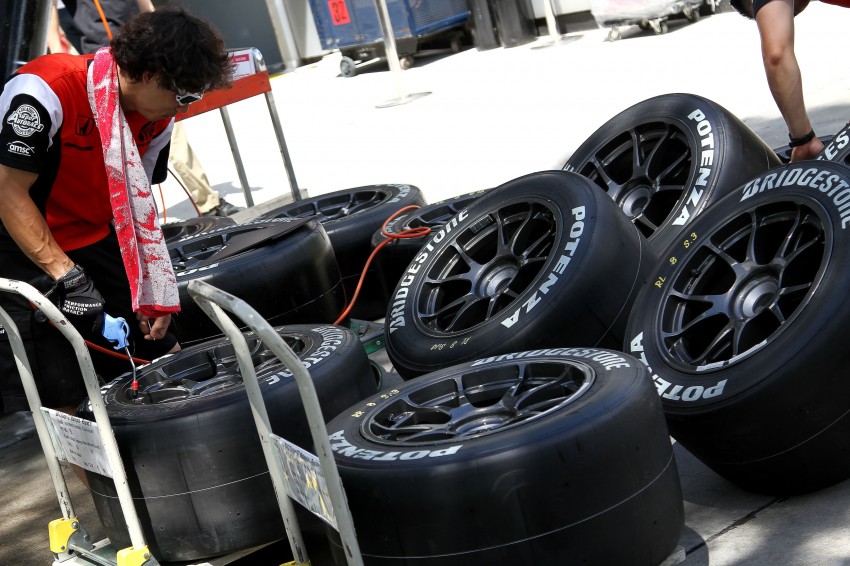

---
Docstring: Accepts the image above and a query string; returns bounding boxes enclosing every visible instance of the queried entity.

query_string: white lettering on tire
[629,332,726,401]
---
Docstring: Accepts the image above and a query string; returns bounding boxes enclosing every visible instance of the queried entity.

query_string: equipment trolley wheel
[340,56,357,78]
[399,55,415,70]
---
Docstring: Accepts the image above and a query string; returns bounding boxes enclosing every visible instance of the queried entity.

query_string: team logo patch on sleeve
[6,140,35,157]
[6,104,45,137]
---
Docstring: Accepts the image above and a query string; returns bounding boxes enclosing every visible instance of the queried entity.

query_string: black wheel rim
[572,121,694,240]
[657,199,829,372]
[122,335,306,404]
[272,188,393,222]
[168,226,255,271]
[416,199,558,334]
[362,359,595,445]
[403,195,481,231]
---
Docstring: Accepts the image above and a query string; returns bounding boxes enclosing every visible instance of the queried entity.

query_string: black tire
[563,93,782,252]
[78,324,377,562]
[385,171,656,378]
[258,185,427,321]
[817,122,850,165]
[160,216,235,245]
[326,350,684,565]
[169,218,345,346]
[625,161,850,494]
[370,189,490,299]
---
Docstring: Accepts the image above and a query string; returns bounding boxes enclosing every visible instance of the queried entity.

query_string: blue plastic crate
[310,0,468,51]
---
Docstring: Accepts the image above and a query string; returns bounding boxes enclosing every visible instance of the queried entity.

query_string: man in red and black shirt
[0,8,232,414]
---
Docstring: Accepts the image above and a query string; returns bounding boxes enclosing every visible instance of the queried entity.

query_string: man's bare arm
[0,163,74,280]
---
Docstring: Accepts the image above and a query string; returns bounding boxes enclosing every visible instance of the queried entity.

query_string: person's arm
[137,0,155,13]
[0,163,74,280]
[755,0,824,161]
[47,0,79,55]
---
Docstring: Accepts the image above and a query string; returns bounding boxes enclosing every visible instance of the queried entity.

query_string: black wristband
[788,129,816,148]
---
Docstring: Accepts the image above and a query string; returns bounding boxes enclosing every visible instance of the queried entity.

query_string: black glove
[49,265,105,335]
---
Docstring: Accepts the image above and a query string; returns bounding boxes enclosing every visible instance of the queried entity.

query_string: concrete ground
[3,4,850,565]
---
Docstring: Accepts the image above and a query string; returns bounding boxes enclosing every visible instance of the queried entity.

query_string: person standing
[731,0,848,162]
[0,8,232,414]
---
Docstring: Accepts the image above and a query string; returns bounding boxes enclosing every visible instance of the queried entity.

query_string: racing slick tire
[77,324,377,562]
[384,170,656,379]
[326,349,684,565]
[258,184,427,321]
[816,122,850,166]
[625,161,850,494]
[161,216,236,245]
[563,93,781,252]
[168,218,346,345]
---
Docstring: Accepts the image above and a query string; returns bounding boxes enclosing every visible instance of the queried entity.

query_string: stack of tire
[320,93,803,565]
[165,218,347,345]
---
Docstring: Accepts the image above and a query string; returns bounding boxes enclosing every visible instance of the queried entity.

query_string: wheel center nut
[736,278,779,319]
[620,185,652,218]
[480,262,518,297]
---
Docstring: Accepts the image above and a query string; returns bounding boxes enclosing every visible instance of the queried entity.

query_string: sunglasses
[172,82,209,106]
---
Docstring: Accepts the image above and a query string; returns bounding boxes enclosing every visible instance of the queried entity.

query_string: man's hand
[136,312,172,341]
[790,136,825,162]
[49,265,106,334]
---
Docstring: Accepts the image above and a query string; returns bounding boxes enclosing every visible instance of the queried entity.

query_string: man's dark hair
[110,7,232,93]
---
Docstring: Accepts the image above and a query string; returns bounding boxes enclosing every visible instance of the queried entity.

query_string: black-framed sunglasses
[172,82,209,106]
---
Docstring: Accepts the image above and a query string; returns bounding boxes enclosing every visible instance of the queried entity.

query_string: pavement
[3,4,850,565]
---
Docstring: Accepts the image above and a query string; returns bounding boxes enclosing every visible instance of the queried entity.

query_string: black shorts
[753,0,770,15]
[0,230,178,412]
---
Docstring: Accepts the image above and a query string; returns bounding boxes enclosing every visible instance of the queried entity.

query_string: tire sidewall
[386,171,652,376]
[170,219,344,344]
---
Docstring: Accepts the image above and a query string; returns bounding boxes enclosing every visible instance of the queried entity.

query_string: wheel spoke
[423,295,482,331]
[643,126,672,171]
[767,303,787,325]
[667,300,726,336]
[504,208,534,257]
[745,211,759,263]
[695,322,734,364]
[778,282,812,297]
[345,192,383,216]
[655,183,687,193]
[705,240,741,271]
[653,149,688,185]
[518,225,555,262]
[634,213,660,233]
[588,156,621,197]
[629,129,644,175]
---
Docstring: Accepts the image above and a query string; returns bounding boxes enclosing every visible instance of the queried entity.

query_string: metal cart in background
[591,0,710,40]
[309,0,470,76]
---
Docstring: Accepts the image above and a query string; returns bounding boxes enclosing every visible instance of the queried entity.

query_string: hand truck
[0,276,363,566]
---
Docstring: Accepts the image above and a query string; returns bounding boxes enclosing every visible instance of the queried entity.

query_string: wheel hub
[734,276,779,319]
[478,261,518,297]
[619,183,653,219]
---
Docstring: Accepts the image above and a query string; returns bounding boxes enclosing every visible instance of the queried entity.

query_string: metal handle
[0,278,152,554]
[187,279,364,566]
